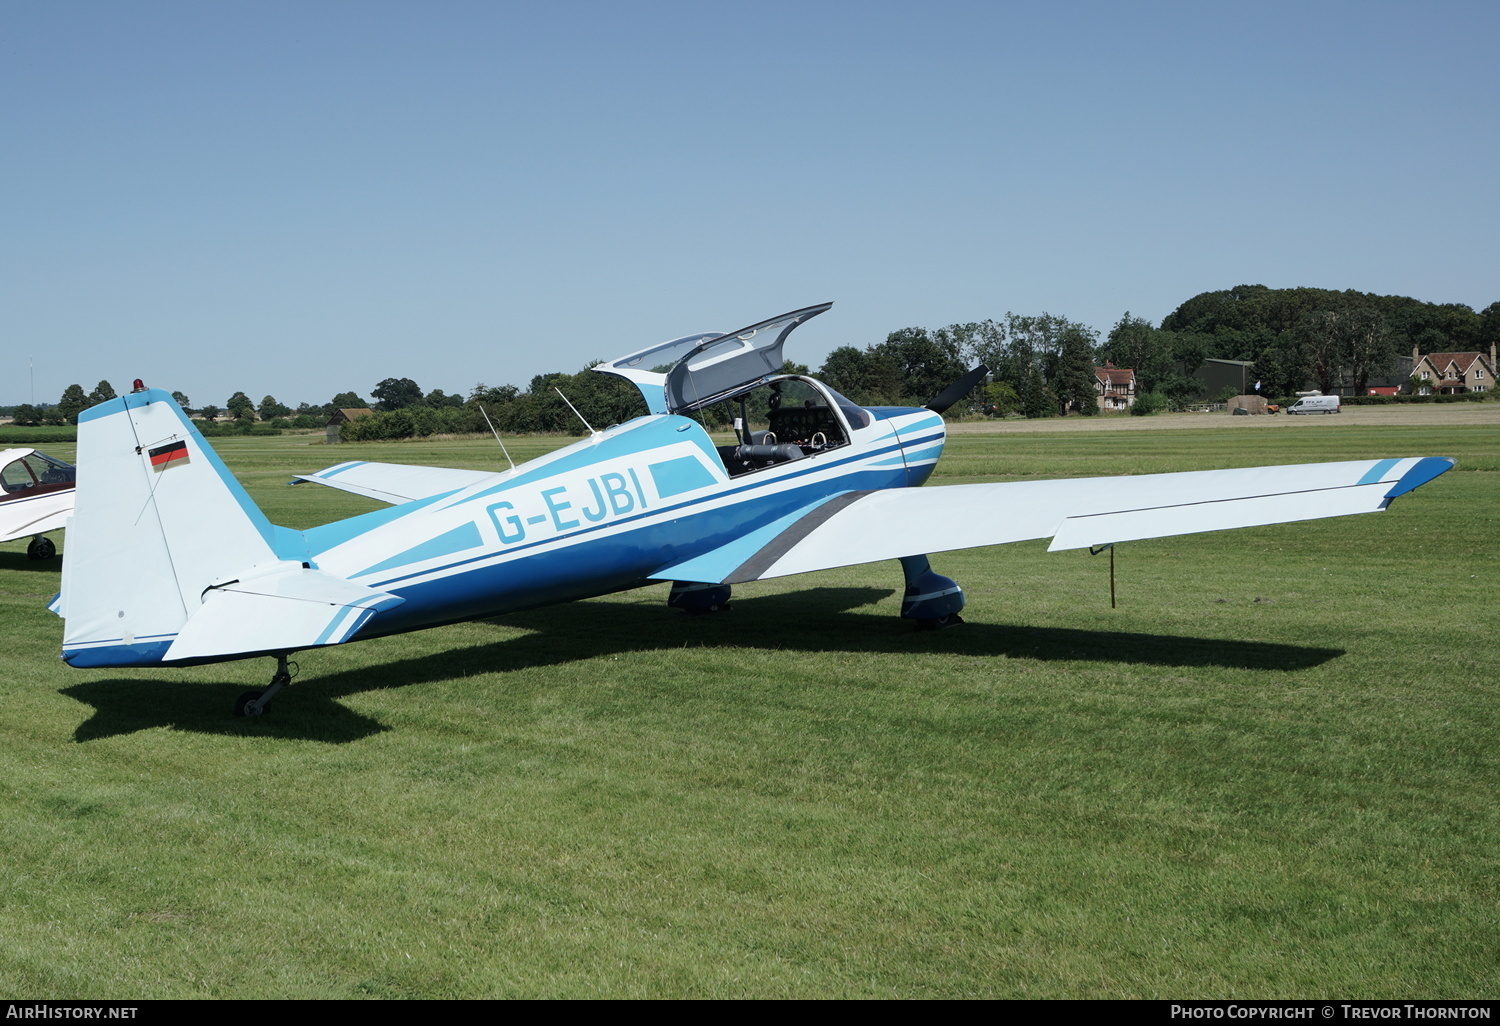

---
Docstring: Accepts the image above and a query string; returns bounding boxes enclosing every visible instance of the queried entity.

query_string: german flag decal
[149,440,189,470]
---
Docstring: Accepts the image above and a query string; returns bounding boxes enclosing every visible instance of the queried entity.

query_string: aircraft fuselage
[308,407,945,641]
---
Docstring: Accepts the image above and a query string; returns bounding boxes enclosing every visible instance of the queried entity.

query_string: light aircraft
[1,448,75,560]
[54,303,1454,715]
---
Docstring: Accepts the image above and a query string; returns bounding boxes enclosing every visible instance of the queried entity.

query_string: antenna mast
[554,387,599,437]
[477,404,516,471]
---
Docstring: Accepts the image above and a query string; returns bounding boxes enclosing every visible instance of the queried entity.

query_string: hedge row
[1333,393,1492,406]
[0,426,78,444]
[339,406,484,441]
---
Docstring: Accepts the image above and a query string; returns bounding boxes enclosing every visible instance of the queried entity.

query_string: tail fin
[59,390,399,667]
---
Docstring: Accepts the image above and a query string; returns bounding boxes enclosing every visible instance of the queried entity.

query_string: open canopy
[594,303,832,414]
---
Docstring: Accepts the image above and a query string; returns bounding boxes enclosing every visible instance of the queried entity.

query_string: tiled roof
[1418,352,1490,376]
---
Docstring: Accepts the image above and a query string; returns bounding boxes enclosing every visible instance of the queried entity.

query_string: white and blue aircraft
[55,303,1454,715]
[2,448,75,560]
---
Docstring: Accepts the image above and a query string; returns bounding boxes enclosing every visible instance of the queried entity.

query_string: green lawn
[1,418,1495,997]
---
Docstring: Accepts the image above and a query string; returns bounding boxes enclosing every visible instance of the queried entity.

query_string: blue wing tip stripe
[1385,457,1456,499]
[318,461,369,479]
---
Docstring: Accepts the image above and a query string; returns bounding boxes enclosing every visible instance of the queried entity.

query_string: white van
[1287,395,1341,415]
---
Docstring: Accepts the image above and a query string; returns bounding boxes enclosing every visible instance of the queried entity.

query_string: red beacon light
[131,379,147,393]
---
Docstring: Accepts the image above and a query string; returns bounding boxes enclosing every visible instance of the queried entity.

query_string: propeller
[925,364,990,415]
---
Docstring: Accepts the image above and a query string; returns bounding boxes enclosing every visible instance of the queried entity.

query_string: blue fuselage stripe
[353,464,908,636]
[355,437,920,590]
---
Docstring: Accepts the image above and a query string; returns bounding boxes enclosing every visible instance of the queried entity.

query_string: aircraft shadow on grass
[0,551,65,575]
[61,586,1344,744]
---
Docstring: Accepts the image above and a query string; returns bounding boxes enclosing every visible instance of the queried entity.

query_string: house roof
[1095,366,1135,386]
[1416,352,1491,376]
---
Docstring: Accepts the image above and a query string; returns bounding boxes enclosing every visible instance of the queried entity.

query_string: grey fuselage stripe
[724,490,875,584]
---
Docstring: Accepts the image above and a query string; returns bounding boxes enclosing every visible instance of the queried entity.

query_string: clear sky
[4,0,1496,409]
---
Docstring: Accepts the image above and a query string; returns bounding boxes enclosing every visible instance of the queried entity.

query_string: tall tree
[816,346,901,406]
[1339,307,1396,395]
[327,391,368,413]
[1054,323,1100,414]
[1295,312,1346,395]
[1019,373,1055,419]
[226,391,255,421]
[1479,302,1500,351]
[817,346,872,401]
[1251,337,1308,397]
[372,377,423,411]
[1289,305,1395,395]
[1170,332,1208,377]
[88,380,116,406]
[57,384,89,424]
[939,320,1006,375]
[170,391,191,413]
[467,383,519,410]
[1101,313,1174,391]
[870,328,966,408]
[258,395,291,420]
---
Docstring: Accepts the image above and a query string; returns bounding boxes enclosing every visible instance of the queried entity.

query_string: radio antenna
[477,403,516,471]
[554,387,599,437]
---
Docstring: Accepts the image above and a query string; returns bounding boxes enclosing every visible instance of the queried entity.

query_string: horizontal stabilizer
[295,461,499,505]
[687,457,1453,583]
[164,566,404,662]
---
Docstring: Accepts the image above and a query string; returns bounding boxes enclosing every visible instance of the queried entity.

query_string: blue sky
[4,0,1496,408]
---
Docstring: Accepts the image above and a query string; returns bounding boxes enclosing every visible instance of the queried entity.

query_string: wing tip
[1385,457,1456,499]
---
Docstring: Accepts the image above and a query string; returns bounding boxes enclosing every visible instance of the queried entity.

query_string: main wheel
[235,690,267,717]
[27,537,56,561]
[915,613,964,631]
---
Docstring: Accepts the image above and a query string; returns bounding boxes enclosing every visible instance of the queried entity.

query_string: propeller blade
[925,364,990,415]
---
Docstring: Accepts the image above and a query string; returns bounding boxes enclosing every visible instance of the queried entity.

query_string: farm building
[326,408,374,443]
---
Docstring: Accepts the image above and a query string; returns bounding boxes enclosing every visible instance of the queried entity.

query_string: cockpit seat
[735,443,804,467]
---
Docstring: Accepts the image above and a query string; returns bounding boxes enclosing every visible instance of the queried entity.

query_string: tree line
[9,287,1495,436]
[1153,285,1499,397]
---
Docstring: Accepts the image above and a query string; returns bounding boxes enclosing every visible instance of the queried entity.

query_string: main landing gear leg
[235,655,295,717]
[668,581,733,614]
[899,555,965,631]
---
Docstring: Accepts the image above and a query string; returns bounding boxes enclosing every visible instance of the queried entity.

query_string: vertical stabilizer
[60,389,298,667]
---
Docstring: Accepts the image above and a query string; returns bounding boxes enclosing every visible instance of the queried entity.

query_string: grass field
[1,412,1496,998]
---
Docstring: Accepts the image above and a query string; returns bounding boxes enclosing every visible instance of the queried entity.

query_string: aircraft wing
[653,456,1454,585]
[293,460,499,505]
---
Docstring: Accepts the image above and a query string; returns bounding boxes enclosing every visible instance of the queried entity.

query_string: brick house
[1410,345,1496,395]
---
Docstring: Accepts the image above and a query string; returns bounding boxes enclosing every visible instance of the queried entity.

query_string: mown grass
[0,416,1496,997]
